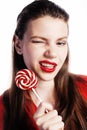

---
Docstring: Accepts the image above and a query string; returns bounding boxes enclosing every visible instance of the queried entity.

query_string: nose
[44,44,57,59]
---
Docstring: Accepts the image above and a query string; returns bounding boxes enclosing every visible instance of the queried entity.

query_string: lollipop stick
[32,88,42,103]
[32,88,49,113]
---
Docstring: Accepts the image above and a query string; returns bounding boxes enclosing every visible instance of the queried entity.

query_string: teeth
[41,63,54,68]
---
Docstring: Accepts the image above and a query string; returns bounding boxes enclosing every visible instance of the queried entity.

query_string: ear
[13,35,23,55]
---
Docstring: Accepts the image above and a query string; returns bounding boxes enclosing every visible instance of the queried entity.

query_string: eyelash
[57,41,67,46]
[31,40,67,46]
[31,40,44,43]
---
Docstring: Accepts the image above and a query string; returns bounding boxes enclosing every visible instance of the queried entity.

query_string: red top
[0,96,4,130]
[76,75,87,100]
[0,75,87,130]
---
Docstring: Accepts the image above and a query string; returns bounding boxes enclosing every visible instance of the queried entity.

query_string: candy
[15,69,38,90]
[15,69,42,102]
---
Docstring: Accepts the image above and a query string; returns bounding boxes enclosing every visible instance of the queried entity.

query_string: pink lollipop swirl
[15,69,38,90]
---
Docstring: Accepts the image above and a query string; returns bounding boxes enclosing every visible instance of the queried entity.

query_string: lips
[39,60,57,73]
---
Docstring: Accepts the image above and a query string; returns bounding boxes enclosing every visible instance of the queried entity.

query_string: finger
[49,122,64,130]
[38,110,58,122]
[48,121,64,130]
[35,110,61,126]
[34,102,53,119]
[40,115,63,129]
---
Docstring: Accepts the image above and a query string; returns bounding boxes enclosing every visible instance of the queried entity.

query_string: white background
[0,0,87,94]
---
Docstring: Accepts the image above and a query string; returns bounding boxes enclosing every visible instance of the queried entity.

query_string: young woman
[0,0,87,130]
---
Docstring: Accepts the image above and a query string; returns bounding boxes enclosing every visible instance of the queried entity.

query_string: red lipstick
[39,60,57,73]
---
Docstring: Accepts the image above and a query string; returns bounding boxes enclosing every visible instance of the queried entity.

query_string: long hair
[3,0,87,130]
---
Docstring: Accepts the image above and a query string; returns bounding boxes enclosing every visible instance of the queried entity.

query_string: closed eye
[31,40,45,43]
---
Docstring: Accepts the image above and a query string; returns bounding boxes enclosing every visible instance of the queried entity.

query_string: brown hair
[3,0,87,130]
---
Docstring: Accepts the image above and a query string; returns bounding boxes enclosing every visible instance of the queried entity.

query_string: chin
[39,73,56,81]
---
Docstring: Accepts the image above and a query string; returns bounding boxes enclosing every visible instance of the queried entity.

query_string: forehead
[25,16,68,37]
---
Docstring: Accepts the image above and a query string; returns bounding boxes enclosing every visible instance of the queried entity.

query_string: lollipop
[15,69,42,102]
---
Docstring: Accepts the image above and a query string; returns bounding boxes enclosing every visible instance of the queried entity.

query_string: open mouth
[39,60,57,73]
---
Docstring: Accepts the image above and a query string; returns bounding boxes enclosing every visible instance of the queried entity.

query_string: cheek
[22,46,42,66]
[22,46,32,66]
[59,48,68,62]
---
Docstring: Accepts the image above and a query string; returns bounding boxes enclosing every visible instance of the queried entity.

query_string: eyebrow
[30,36,47,41]
[29,36,68,41]
[57,37,68,41]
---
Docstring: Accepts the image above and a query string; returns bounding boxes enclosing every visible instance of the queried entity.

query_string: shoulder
[0,95,4,114]
[0,90,10,130]
[0,95,4,130]
[74,74,87,100]
[0,95,4,109]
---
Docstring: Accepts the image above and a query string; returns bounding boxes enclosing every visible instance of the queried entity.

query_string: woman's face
[16,16,68,81]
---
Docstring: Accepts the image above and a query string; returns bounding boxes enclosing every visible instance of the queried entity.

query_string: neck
[30,79,57,108]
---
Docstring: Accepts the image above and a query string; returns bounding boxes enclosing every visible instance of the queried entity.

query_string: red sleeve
[76,75,87,100]
[0,96,4,130]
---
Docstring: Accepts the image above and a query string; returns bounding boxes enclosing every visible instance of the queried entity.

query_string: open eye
[57,41,67,46]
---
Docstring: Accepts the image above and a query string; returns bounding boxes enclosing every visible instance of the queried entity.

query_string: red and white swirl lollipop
[15,69,42,102]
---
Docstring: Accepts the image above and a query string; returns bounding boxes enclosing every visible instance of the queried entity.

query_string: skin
[14,16,68,130]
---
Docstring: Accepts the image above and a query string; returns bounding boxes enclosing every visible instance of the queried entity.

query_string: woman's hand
[33,102,64,130]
